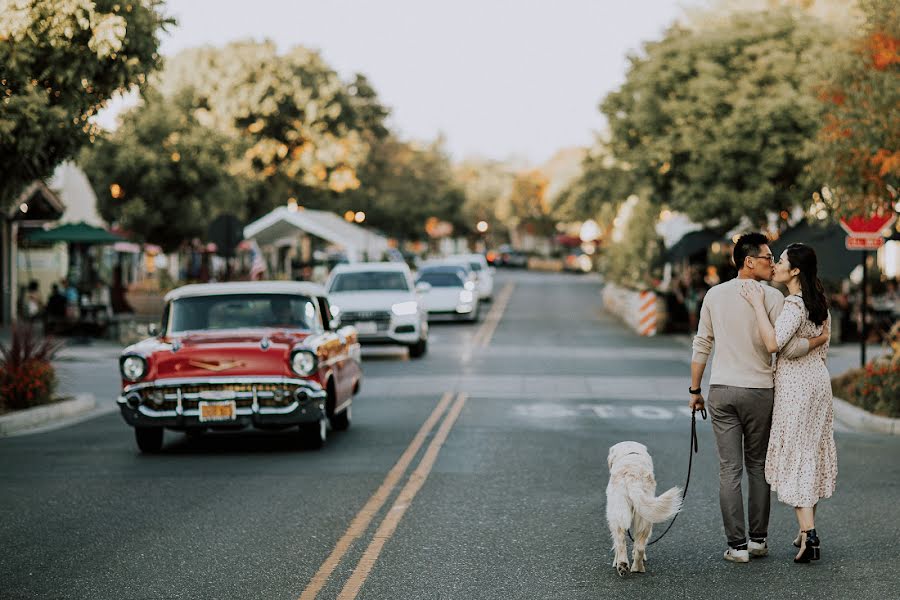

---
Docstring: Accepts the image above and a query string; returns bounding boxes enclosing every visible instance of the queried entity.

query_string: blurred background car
[490,244,529,269]
[326,263,429,358]
[441,253,494,301]
[415,266,480,322]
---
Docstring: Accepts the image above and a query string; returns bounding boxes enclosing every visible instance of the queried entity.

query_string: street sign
[845,237,885,250]
[839,213,897,238]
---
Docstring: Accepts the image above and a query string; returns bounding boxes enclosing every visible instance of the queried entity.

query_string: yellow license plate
[198,401,236,422]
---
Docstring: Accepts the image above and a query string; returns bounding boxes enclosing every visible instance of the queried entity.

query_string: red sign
[846,237,885,251]
[840,213,897,238]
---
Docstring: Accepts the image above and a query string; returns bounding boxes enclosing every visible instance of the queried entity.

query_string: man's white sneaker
[723,548,750,563]
[748,540,768,557]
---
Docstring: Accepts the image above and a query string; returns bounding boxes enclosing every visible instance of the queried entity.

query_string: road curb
[833,396,899,435]
[0,394,96,437]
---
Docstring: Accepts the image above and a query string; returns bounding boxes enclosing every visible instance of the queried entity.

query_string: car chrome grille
[137,382,299,410]
[340,310,392,332]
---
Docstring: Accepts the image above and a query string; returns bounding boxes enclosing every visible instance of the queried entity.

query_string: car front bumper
[117,377,327,429]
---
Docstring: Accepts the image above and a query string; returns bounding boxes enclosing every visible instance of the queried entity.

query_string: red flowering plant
[0,324,65,412]
[832,321,900,418]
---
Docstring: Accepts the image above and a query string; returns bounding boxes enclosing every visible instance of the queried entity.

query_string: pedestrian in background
[741,243,837,563]
[689,233,828,563]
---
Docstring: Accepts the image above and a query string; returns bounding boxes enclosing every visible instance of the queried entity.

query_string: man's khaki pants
[707,385,775,547]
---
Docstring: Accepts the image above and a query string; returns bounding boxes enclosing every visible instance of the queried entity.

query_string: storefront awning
[243,207,389,261]
[772,222,859,281]
[25,221,124,244]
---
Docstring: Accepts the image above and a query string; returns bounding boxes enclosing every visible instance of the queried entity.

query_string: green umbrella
[26,221,124,245]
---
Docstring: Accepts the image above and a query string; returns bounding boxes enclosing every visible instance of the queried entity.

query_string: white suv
[325,263,429,358]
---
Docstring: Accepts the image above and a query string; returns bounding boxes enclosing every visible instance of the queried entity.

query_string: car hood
[421,288,464,309]
[328,291,416,312]
[125,329,311,381]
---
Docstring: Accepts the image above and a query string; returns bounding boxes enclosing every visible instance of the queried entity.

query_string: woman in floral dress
[741,243,837,564]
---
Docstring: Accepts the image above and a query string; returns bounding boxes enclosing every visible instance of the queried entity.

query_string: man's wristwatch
[689,387,702,395]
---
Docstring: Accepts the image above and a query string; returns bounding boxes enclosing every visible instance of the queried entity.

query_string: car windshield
[417,272,465,288]
[167,294,318,333]
[329,271,409,292]
[468,261,483,272]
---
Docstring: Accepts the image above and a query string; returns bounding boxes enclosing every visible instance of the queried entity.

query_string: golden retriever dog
[606,441,682,576]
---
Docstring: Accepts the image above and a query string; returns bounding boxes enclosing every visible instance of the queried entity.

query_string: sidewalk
[668,332,888,377]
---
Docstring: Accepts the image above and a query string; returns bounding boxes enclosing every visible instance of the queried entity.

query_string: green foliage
[334,137,467,241]
[159,41,387,219]
[553,144,636,222]
[807,0,899,217]
[455,159,516,235]
[0,0,171,207]
[80,91,243,251]
[601,9,835,228]
[602,196,664,289]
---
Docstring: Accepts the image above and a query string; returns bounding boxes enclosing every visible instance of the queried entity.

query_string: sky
[100,0,700,165]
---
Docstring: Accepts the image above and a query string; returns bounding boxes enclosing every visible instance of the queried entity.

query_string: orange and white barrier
[636,290,657,336]
[602,284,665,337]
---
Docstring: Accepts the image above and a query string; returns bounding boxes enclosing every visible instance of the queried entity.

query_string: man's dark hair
[732,232,770,268]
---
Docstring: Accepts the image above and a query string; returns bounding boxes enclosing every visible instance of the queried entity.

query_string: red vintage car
[116,282,361,453]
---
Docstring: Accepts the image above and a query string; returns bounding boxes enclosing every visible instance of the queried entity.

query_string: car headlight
[291,350,317,376]
[459,290,474,303]
[120,355,147,381]
[391,301,419,316]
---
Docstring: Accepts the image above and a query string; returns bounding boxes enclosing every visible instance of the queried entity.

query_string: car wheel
[408,336,427,358]
[135,427,164,453]
[331,405,352,431]
[299,416,327,450]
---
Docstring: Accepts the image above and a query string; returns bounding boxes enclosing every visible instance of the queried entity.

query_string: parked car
[493,245,529,269]
[116,282,361,453]
[442,253,494,301]
[325,262,429,358]
[415,266,480,322]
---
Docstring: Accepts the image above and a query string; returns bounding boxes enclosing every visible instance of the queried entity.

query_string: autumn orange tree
[809,0,899,217]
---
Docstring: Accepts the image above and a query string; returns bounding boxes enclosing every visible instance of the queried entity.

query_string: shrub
[0,325,64,412]
[832,361,900,418]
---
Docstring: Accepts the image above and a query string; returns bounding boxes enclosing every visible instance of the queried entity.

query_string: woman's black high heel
[794,529,820,563]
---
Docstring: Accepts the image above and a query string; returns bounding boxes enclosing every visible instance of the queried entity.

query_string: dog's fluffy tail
[628,484,683,524]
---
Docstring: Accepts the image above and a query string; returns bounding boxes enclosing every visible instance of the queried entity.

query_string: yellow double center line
[299,391,468,600]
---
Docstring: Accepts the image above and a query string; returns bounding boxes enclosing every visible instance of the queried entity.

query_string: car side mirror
[415,282,432,293]
[147,323,159,337]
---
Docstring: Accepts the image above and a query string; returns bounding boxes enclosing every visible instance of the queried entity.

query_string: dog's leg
[612,527,630,577]
[606,488,631,577]
[630,516,651,573]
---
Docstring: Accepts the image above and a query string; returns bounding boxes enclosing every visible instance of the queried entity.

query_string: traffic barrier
[602,283,668,336]
[637,290,657,336]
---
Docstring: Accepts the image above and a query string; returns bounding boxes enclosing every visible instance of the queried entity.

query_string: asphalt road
[2,270,898,600]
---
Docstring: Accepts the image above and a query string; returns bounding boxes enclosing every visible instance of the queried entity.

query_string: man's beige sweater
[692,278,808,388]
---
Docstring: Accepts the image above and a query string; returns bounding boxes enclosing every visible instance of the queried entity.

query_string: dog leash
[629,406,707,546]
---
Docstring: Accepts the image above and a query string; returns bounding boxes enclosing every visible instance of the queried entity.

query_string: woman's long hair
[785,243,829,326]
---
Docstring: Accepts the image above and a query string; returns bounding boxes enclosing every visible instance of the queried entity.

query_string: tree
[808,0,899,217]
[601,9,835,228]
[80,91,243,251]
[340,137,466,241]
[454,158,517,235]
[553,142,636,223]
[159,41,387,219]
[603,195,665,289]
[0,0,171,207]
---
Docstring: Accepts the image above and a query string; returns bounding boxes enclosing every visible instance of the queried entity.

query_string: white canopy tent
[243,207,389,262]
